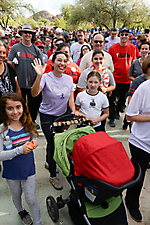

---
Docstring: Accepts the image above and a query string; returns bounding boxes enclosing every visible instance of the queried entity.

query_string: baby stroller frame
[46,114,142,225]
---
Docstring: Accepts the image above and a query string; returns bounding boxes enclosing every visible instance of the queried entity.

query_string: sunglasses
[94,40,104,44]
[120,33,128,37]
[23,31,32,34]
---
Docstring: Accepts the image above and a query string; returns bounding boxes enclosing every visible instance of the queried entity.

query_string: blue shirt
[2,127,35,180]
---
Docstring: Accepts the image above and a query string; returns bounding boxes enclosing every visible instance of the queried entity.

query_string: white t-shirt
[126,79,150,154]
[104,36,120,52]
[75,90,109,127]
[70,42,90,63]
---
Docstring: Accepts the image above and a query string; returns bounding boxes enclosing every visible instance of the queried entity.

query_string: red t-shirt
[108,43,140,83]
[46,49,54,59]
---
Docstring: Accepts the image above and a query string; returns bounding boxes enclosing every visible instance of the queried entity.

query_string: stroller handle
[50,114,91,133]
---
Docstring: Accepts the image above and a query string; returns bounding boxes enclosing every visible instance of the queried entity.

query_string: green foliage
[61,0,150,29]
[0,0,35,28]
[8,16,38,28]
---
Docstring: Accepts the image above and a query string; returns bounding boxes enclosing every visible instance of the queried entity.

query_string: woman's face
[92,53,104,69]
[140,44,149,58]
[82,46,90,56]
[60,46,70,60]
[0,45,6,64]
[53,53,67,73]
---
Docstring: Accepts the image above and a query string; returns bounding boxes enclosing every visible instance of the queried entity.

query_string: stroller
[46,114,141,225]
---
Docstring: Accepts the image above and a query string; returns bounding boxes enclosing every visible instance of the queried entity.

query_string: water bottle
[4,136,13,150]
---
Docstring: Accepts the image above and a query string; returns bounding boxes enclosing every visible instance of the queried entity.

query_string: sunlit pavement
[0,112,150,225]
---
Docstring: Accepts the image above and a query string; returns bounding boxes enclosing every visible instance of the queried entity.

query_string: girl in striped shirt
[0,92,41,225]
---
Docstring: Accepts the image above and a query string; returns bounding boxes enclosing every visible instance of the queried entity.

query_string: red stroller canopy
[72,132,135,187]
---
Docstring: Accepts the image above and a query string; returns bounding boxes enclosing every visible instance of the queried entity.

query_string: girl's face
[60,46,70,60]
[5,99,23,122]
[140,44,149,57]
[53,54,67,73]
[82,46,90,56]
[92,53,104,69]
[0,45,6,64]
[86,76,100,94]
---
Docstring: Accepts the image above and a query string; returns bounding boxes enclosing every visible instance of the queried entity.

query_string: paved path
[0,112,150,224]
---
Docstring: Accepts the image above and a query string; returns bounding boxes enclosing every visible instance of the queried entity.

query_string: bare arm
[77,88,86,94]
[128,72,135,81]
[126,114,150,123]
[31,75,42,97]
[75,105,89,119]
[7,61,13,65]
[15,77,22,96]
[31,58,44,97]
[68,91,76,113]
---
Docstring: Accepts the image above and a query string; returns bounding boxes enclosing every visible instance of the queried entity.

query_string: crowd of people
[0,23,150,224]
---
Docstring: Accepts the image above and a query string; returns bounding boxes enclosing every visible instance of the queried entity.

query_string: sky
[24,0,75,16]
[24,0,150,17]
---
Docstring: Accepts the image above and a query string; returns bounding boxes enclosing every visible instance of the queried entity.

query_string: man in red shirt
[108,27,140,127]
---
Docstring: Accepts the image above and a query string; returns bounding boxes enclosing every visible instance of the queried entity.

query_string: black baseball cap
[120,27,129,33]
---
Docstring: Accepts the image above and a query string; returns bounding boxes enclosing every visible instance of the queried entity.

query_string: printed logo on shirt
[89,99,96,107]
[17,51,34,59]
[52,85,69,99]
[71,67,76,72]
[116,52,131,58]
[60,93,65,99]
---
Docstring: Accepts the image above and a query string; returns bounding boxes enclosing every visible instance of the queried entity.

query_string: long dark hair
[0,92,38,137]
[79,44,91,59]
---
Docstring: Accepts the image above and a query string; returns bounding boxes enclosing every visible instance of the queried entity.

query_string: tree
[8,16,38,28]
[61,0,150,29]
[0,0,35,28]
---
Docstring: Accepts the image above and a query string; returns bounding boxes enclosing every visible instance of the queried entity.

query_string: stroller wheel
[46,196,59,222]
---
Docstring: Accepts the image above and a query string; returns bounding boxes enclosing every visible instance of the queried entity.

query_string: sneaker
[115,112,120,120]
[45,162,49,169]
[127,207,142,222]
[18,209,33,225]
[109,119,116,127]
[34,122,40,130]
[123,124,127,130]
[147,163,150,169]
[49,177,63,190]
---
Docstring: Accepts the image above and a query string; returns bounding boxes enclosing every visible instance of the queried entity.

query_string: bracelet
[107,87,109,92]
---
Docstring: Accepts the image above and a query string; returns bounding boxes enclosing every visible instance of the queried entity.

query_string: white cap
[5,30,10,35]
[56,28,63,34]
